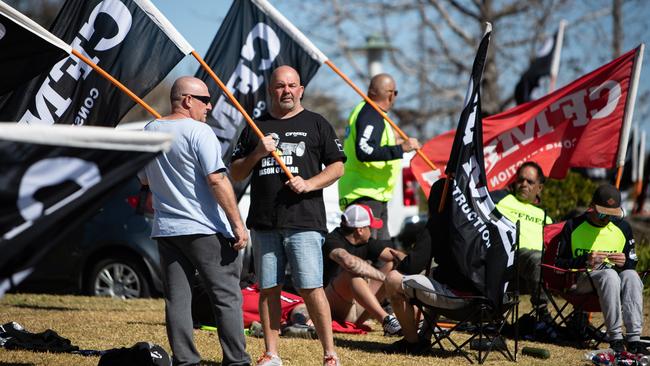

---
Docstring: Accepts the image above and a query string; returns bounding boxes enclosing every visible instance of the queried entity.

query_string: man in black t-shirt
[323,204,403,336]
[231,66,345,366]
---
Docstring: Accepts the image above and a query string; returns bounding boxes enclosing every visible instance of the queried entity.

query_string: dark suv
[14,179,163,299]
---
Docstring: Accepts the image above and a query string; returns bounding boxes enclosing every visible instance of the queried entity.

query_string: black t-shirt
[232,109,346,231]
[322,227,390,285]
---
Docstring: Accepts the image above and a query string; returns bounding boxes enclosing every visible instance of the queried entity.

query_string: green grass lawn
[0,293,648,365]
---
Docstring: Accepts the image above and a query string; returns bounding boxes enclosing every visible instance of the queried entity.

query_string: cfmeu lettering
[19,0,132,125]
[483,80,621,172]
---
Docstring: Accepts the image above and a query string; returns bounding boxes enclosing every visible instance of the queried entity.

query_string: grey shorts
[402,274,470,310]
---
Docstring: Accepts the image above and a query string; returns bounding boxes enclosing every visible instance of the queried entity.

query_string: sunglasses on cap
[183,94,211,104]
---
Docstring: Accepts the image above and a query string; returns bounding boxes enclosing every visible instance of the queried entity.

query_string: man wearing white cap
[556,184,647,355]
[323,204,403,336]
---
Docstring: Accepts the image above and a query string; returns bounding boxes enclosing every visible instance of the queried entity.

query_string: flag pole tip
[484,22,492,34]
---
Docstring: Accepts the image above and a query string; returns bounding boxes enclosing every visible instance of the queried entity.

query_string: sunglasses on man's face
[516,177,537,185]
[183,94,211,104]
[596,212,614,220]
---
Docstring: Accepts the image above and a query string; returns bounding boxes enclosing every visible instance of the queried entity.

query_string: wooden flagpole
[190,50,294,179]
[615,43,644,188]
[71,49,162,119]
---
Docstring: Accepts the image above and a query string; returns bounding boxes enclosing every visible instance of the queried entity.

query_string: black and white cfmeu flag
[445,24,517,308]
[0,0,193,126]
[0,1,71,95]
[196,0,323,171]
[0,123,171,297]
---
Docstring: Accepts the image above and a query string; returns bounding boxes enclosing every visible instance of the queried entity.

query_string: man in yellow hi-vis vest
[492,162,553,320]
[556,184,647,355]
[338,74,420,240]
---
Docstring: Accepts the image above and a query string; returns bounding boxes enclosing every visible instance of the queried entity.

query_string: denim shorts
[252,229,325,290]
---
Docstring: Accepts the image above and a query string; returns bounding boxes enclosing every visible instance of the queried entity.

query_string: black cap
[591,184,623,217]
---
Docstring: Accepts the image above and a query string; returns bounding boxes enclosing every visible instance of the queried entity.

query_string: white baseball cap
[342,204,383,229]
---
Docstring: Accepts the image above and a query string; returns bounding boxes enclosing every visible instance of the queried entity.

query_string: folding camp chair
[540,221,606,348]
[409,223,520,364]
[412,292,519,364]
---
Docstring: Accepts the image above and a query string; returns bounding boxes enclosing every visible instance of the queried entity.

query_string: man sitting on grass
[323,204,404,336]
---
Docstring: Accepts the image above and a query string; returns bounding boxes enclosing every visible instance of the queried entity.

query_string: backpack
[98,342,170,366]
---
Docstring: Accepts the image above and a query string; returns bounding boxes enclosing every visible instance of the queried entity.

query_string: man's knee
[260,285,282,299]
[620,269,643,290]
[593,269,622,291]
[385,270,403,299]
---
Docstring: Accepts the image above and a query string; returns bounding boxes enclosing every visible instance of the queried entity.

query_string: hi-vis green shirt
[493,191,552,251]
[338,101,402,208]
[555,213,637,271]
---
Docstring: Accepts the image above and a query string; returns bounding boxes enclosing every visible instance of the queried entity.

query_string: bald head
[167,76,212,122]
[270,65,301,86]
[268,65,304,118]
[170,76,209,104]
[368,73,397,110]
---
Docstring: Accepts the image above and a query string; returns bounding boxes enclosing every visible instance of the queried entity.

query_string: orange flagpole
[190,50,294,180]
[324,60,437,171]
[615,166,624,189]
[71,49,161,119]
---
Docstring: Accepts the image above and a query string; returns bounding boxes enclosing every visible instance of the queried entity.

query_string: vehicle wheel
[87,255,151,299]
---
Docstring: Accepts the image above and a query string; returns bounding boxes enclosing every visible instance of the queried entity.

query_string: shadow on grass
[333,338,386,353]
[11,304,79,312]
[126,321,165,326]
[334,338,476,360]
[0,363,35,366]
[198,361,220,365]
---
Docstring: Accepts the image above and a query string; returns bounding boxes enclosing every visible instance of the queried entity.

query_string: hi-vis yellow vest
[338,101,400,208]
[495,194,551,250]
[570,221,626,258]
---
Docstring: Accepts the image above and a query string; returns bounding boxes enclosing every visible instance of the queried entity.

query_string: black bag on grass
[98,342,170,366]
[0,322,78,353]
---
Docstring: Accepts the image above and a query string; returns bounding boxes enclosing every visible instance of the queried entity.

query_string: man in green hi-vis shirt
[338,73,420,240]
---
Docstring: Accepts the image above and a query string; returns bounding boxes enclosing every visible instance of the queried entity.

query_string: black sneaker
[627,341,650,355]
[383,337,429,355]
[610,339,625,353]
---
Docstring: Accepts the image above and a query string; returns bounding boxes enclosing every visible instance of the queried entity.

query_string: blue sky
[152,1,650,140]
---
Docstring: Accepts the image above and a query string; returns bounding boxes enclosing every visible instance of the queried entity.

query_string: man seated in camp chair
[323,204,404,336]
[383,179,476,354]
[491,161,553,322]
[555,184,648,355]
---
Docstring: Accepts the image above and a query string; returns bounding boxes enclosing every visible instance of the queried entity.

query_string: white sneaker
[256,352,282,366]
[323,354,340,366]
[382,314,402,336]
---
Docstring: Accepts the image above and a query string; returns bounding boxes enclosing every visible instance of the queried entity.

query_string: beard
[279,98,295,110]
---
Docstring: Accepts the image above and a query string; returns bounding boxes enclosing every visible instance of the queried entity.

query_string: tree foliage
[280,0,649,136]
[539,171,598,221]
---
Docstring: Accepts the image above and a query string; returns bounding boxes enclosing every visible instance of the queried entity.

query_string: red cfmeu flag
[413,47,638,197]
